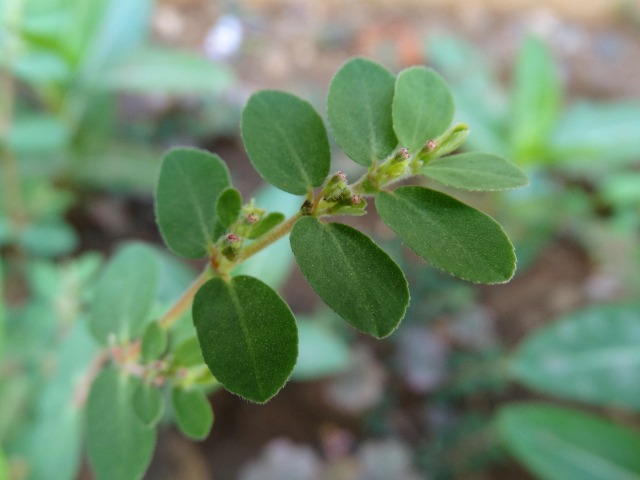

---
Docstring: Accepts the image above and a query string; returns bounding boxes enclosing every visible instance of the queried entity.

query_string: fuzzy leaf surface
[87,368,156,480]
[327,57,397,166]
[393,66,454,153]
[133,383,164,427]
[216,187,243,228]
[376,187,515,283]
[290,217,409,338]
[155,147,231,258]
[241,90,330,194]
[422,152,528,191]
[497,403,640,480]
[89,242,159,344]
[511,304,640,410]
[192,275,298,403]
[172,388,214,440]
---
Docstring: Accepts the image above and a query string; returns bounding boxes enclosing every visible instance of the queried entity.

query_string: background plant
[1,54,527,479]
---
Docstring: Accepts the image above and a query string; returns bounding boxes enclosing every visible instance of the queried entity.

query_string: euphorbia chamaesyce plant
[157,57,527,403]
[85,57,526,479]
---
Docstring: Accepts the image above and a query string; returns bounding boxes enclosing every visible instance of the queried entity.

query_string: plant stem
[159,268,213,329]
[234,210,302,264]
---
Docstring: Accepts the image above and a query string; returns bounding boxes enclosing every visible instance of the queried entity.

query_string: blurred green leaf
[393,66,454,153]
[133,383,164,428]
[510,36,561,163]
[74,0,153,87]
[376,186,516,283]
[292,318,350,380]
[242,90,330,194]
[0,447,6,480]
[290,217,409,338]
[172,387,213,440]
[8,115,69,154]
[550,102,640,167]
[192,276,298,403]
[155,147,231,258]
[89,242,159,344]
[19,322,98,480]
[87,367,156,480]
[141,321,167,362]
[601,173,640,207]
[497,403,640,480]
[12,50,70,83]
[216,187,243,228]
[327,57,397,166]
[172,337,205,368]
[20,218,78,257]
[99,47,233,94]
[422,152,528,191]
[511,304,640,410]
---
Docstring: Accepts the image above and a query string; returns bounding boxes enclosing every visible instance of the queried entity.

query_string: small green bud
[419,123,470,162]
[321,171,351,203]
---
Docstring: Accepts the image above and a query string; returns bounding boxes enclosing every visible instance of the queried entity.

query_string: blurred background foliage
[1,0,640,479]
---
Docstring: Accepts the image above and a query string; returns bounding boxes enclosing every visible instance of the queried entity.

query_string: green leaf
[87,367,156,480]
[290,217,409,338]
[392,66,455,153]
[550,102,640,167]
[376,187,515,283]
[497,403,640,480]
[141,321,167,362]
[172,387,214,440]
[8,114,70,154]
[510,304,640,410]
[172,337,205,367]
[511,36,561,163]
[192,275,298,402]
[327,57,397,166]
[247,212,285,240]
[98,47,233,94]
[133,383,164,427]
[89,242,159,344]
[216,187,243,228]
[241,90,330,194]
[155,147,231,258]
[0,448,7,480]
[421,152,528,191]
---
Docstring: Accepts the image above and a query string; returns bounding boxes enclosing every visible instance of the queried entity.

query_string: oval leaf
[393,66,455,153]
[376,187,515,283]
[87,368,156,480]
[155,147,231,258]
[511,304,640,410]
[422,152,528,191]
[290,217,409,338]
[497,403,640,480]
[192,275,298,403]
[141,321,167,362]
[216,187,243,228]
[172,387,213,440]
[89,243,159,345]
[327,57,397,166]
[133,383,164,427]
[241,90,330,194]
